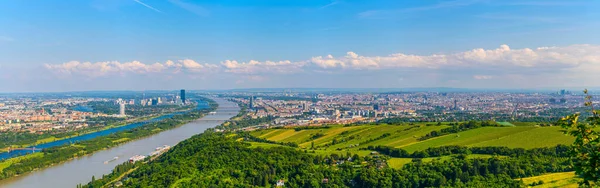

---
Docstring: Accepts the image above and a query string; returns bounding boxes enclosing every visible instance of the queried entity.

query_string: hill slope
[251,124,573,154]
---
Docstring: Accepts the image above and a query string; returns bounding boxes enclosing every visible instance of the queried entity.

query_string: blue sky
[1,0,599,92]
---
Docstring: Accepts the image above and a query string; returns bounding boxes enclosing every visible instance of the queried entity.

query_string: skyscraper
[180,89,186,105]
[454,100,458,110]
[119,103,126,116]
[249,96,254,109]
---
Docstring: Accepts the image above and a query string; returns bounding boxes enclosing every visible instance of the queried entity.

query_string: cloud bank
[45,44,600,77]
[45,59,215,77]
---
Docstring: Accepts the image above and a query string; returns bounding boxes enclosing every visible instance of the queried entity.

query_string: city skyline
[1,0,600,92]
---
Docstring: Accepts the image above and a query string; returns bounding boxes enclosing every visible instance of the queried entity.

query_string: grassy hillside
[402,126,572,152]
[244,123,575,175]
[250,124,573,154]
[520,172,579,188]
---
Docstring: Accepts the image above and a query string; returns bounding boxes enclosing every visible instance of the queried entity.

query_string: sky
[1,0,600,92]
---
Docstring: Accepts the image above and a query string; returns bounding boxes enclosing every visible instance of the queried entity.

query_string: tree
[557,89,600,186]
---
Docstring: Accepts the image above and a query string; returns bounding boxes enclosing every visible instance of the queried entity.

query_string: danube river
[0,98,239,188]
[0,100,214,160]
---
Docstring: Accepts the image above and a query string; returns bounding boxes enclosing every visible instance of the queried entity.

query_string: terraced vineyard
[402,126,573,152]
[520,172,579,188]
[251,124,573,153]
[246,123,575,172]
[251,124,453,151]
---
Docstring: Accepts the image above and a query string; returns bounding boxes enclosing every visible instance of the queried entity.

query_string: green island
[83,120,582,187]
[0,97,218,181]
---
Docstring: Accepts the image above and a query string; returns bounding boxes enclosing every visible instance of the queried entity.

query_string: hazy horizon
[1,86,598,94]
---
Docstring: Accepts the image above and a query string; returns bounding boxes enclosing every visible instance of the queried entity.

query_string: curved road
[0,98,239,188]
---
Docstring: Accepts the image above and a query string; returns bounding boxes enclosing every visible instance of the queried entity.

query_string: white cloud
[473,75,493,80]
[45,60,214,77]
[180,59,203,69]
[221,60,305,74]
[308,44,600,72]
[43,44,600,81]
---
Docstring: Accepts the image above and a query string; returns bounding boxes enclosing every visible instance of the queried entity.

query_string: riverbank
[0,98,218,181]
[0,104,197,152]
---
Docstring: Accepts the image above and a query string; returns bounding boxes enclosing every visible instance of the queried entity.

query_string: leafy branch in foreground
[557,89,600,187]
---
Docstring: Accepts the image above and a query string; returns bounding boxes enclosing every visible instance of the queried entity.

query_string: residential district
[0,90,189,133]
[0,90,596,134]
[217,89,596,131]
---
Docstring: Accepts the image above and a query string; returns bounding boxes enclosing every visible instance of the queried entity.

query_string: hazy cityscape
[2,0,600,187]
[1,89,591,134]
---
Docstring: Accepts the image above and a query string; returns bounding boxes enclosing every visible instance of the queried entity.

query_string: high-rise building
[454,100,458,110]
[180,89,186,105]
[373,104,380,111]
[119,103,126,116]
[151,99,158,106]
[249,96,254,109]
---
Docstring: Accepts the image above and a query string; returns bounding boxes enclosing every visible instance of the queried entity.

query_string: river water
[0,101,212,160]
[0,98,239,188]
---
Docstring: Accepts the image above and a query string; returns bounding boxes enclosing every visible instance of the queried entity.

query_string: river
[0,101,209,160]
[0,98,239,188]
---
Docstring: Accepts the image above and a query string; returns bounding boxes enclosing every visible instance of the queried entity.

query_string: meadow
[0,152,44,172]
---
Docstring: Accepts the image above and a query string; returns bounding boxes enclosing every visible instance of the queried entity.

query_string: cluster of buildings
[227,90,593,130]
[0,97,101,132]
[0,89,190,133]
[139,89,187,106]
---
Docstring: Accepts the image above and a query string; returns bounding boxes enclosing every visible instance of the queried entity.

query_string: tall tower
[454,100,458,110]
[249,96,254,109]
[180,89,186,105]
[119,103,126,116]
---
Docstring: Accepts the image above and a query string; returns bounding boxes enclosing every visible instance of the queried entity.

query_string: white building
[119,103,126,116]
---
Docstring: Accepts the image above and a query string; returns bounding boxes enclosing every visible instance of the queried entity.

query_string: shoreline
[0,105,196,153]
[0,99,218,182]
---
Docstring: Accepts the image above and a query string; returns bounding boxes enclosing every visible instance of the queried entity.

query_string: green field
[246,123,575,179]
[387,154,497,169]
[249,124,574,154]
[510,122,541,126]
[520,172,579,188]
[496,121,516,126]
[0,152,44,172]
[112,138,130,143]
[253,125,453,151]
